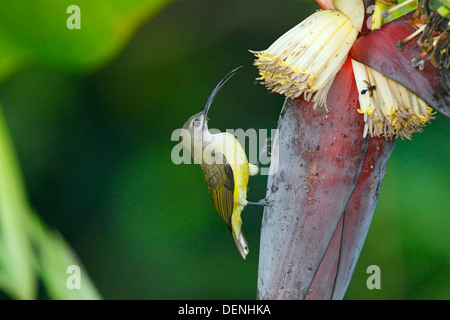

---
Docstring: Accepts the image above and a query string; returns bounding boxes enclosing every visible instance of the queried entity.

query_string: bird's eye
[193,119,201,127]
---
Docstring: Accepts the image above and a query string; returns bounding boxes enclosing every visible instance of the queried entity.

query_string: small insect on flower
[352,59,435,140]
[360,80,376,97]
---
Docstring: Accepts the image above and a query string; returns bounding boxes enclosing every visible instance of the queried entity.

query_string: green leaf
[26,212,102,300]
[0,103,36,299]
[0,0,173,299]
[0,0,172,82]
[0,101,103,299]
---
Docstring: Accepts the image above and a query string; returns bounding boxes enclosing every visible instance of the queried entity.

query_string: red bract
[304,137,394,299]
[315,0,334,10]
[258,58,370,299]
[257,0,447,300]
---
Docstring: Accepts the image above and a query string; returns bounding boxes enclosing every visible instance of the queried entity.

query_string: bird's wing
[201,152,235,228]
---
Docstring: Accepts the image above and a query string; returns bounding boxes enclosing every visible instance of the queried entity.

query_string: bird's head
[180,66,242,155]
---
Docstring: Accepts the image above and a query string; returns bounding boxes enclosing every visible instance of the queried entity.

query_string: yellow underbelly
[230,160,249,237]
[212,132,250,238]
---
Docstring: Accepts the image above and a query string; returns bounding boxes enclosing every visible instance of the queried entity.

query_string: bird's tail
[233,231,249,259]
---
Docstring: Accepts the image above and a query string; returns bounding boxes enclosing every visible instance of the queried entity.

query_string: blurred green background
[0,0,448,299]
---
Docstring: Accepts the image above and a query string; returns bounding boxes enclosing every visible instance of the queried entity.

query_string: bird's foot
[247,198,272,207]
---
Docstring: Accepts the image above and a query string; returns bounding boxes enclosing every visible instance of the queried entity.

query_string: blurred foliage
[0,105,35,299]
[0,0,172,81]
[0,0,171,299]
[0,0,448,300]
[1,102,101,300]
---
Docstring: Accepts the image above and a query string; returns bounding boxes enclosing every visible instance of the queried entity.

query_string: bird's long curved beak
[201,65,243,117]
